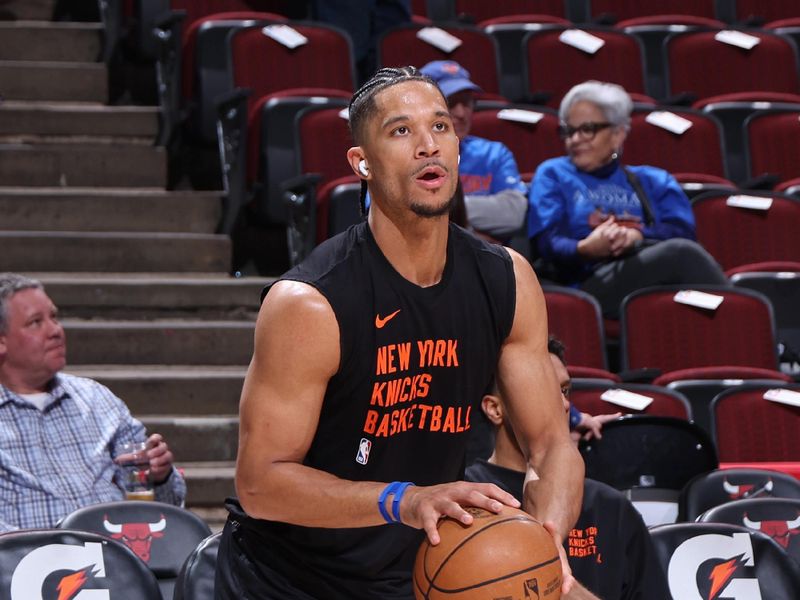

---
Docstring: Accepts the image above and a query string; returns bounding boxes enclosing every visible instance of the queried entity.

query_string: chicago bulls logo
[742,513,800,549]
[102,514,166,562]
[723,478,773,500]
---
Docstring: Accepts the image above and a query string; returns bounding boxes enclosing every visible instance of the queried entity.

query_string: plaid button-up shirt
[0,373,186,531]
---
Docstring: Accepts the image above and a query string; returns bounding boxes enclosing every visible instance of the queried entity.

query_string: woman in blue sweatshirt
[527,80,727,316]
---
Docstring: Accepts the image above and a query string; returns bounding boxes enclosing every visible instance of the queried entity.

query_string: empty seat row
[414,0,800,26]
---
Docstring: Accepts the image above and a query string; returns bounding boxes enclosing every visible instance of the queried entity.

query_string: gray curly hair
[559,80,633,132]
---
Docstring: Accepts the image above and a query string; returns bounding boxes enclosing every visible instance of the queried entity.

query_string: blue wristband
[391,482,415,524]
[378,481,402,524]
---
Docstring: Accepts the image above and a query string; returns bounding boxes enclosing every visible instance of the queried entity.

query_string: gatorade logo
[10,542,109,600]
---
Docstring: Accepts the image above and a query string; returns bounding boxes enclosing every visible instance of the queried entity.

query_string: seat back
[624,106,727,179]
[732,270,800,358]
[699,497,800,563]
[680,467,800,522]
[454,0,569,23]
[185,13,285,143]
[664,30,800,103]
[469,106,561,182]
[620,285,780,373]
[580,415,718,491]
[0,529,162,600]
[649,522,800,599]
[523,27,646,108]
[58,501,212,600]
[255,92,350,222]
[711,384,800,462]
[570,381,692,419]
[230,21,355,113]
[173,532,222,600]
[745,108,800,186]
[590,0,717,23]
[730,0,800,24]
[541,285,607,369]
[691,190,800,272]
[317,177,363,238]
[377,23,502,96]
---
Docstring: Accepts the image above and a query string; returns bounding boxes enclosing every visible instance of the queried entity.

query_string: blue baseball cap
[420,60,482,98]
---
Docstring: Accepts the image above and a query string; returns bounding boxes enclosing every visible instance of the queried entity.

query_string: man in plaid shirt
[0,273,186,531]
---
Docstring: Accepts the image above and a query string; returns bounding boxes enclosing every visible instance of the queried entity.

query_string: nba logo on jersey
[356,438,372,465]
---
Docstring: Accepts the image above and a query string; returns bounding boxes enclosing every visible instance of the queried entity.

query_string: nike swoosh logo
[375,309,401,329]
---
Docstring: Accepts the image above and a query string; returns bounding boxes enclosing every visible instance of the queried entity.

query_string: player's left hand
[542,520,575,595]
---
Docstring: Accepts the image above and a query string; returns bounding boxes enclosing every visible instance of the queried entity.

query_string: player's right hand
[398,481,521,544]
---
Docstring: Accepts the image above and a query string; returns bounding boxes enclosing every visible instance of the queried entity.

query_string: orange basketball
[413,506,562,600]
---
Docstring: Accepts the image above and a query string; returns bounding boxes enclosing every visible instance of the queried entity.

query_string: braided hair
[348,66,443,215]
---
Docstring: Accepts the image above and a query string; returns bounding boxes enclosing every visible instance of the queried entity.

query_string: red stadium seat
[570,381,692,420]
[377,23,503,97]
[620,285,785,383]
[745,108,800,188]
[469,105,561,181]
[542,285,609,371]
[590,0,717,23]
[454,0,570,24]
[729,0,800,25]
[691,190,800,274]
[712,384,800,462]
[522,27,646,108]
[664,29,800,104]
[624,106,728,181]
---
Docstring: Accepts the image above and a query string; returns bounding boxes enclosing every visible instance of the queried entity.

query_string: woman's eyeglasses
[558,122,612,140]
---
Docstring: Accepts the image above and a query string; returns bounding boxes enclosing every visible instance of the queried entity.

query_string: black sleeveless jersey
[236,221,516,599]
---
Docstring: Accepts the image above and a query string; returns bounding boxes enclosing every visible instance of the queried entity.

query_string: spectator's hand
[577,218,618,259]
[399,481,520,545]
[145,433,175,484]
[609,227,643,257]
[571,412,622,442]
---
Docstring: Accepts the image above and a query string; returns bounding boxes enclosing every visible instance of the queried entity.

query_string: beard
[409,190,457,219]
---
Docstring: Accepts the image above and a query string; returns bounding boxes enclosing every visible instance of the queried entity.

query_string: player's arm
[236,280,389,527]
[495,251,585,578]
[236,281,518,532]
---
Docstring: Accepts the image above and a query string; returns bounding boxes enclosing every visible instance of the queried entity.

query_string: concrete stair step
[0,102,158,139]
[0,21,103,62]
[63,365,247,415]
[61,319,254,366]
[0,143,166,187]
[180,462,236,509]
[1,0,56,21]
[142,416,239,463]
[40,274,268,319]
[0,231,231,272]
[0,60,107,102]
[1,188,222,233]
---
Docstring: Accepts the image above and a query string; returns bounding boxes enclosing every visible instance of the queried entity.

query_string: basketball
[413,505,562,599]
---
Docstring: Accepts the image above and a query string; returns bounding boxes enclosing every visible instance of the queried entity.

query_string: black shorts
[215,515,318,600]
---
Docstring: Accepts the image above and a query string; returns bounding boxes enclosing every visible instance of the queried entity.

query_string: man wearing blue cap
[420,60,528,242]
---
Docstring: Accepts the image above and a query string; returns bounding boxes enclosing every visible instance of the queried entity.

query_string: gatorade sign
[10,542,109,600]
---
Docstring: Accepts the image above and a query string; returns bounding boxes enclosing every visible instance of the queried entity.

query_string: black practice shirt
[235,222,516,599]
[465,460,670,599]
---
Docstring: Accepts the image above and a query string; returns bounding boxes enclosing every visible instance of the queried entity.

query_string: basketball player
[215,66,583,599]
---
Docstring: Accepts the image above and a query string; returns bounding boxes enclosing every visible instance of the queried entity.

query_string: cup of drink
[115,441,155,501]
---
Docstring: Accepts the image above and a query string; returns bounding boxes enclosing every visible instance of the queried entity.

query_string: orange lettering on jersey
[371,382,386,406]
[432,339,446,366]
[429,405,443,432]
[363,410,378,434]
[397,342,411,371]
[446,339,459,366]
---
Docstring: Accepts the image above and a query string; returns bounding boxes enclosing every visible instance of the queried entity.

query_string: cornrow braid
[348,66,443,216]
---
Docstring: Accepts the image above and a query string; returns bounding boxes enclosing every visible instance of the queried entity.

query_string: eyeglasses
[558,121,612,141]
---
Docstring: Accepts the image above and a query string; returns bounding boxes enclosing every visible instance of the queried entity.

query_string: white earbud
[457,154,461,165]
[358,160,369,176]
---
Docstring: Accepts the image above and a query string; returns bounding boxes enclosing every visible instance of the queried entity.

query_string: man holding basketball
[215,66,583,599]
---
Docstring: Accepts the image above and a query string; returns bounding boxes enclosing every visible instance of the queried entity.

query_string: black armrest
[738,174,780,191]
